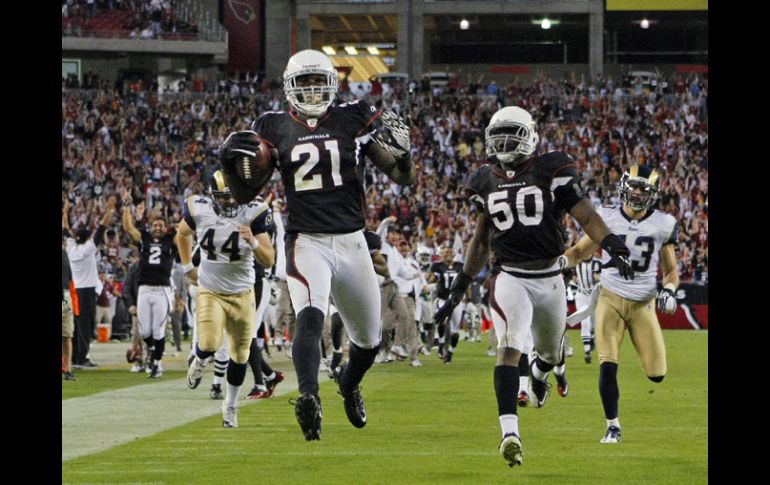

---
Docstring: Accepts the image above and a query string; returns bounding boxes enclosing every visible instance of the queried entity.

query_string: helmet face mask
[485,106,539,168]
[619,166,660,212]
[416,246,432,270]
[209,170,240,218]
[284,50,338,117]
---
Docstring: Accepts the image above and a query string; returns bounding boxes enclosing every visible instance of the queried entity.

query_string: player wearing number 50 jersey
[433,106,633,467]
[175,170,276,428]
[219,49,416,441]
[121,190,176,379]
[563,164,679,445]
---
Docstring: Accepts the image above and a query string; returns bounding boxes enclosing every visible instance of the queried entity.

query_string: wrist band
[249,238,260,251]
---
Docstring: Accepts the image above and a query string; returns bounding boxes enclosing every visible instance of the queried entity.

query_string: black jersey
[252,100,381,234]
[465,152,585,264]
[432,261,465,300]
[138,231,176,286]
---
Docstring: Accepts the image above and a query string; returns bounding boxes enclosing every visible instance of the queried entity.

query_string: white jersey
[575,257,602,295]
[599,206,677,301]
[184,196,273,295]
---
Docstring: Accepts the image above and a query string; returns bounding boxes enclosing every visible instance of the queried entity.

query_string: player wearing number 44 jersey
[219,49,416,441]
[121,190,176,378]
[175,170,276,428]
[563,164,679,445]
[433,106,634,468]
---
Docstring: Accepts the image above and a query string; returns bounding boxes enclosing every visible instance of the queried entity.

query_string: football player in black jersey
[428,245,466,364]
[121,190,177,378]
[434,106,633,467]
[220,49,415,441]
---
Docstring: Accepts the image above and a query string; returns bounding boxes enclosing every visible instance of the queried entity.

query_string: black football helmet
[618,164,661,212]
[209,169,240,217]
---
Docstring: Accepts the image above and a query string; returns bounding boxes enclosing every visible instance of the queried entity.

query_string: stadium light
[640,18,650,29]
[541,18,551,30]
[322,46,336,55]
[344,45,358,55]
[367,46,380,55]
[460,19,469,30]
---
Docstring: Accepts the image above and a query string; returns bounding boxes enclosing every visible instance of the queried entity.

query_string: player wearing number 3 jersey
[433,106,633,467]
[563,164,679,445]
[220,49,416,441]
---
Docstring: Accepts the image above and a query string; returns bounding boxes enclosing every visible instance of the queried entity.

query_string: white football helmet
[283,49,338,117]
[416,245,433,270]
[485,106,539,167]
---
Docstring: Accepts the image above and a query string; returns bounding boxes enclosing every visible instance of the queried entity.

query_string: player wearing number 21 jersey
[220,49,416,441]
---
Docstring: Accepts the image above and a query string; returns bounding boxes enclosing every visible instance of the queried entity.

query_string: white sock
[606,417,620,428]
[499,414,519,438]
[265,371,276,381]
[519,376,529,393]
[225,383,242,408]
[531,361,548,382]
[584,343,592,353]
[553,363,565,376]
[213,374,224,386]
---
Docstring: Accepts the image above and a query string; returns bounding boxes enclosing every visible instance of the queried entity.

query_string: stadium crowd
[62,69,708,311]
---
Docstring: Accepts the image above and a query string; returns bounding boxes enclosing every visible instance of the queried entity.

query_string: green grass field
[62,330,707,484]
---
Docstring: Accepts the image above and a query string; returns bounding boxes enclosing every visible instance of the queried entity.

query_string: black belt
[501,268,562,279]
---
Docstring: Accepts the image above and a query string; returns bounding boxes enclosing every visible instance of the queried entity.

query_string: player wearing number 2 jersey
[563,164,679,446]
[175,170,276,428]
[220,49,416,441]
[121,190,176,379]
[433,106,633,467]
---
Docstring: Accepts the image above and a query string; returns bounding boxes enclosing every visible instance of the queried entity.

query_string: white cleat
[500,433,523,467]
[221,401,239,428]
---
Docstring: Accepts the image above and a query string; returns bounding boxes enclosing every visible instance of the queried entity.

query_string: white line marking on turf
[62,374,299,462]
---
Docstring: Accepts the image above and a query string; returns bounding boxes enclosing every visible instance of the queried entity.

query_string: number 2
[148,246,161,265]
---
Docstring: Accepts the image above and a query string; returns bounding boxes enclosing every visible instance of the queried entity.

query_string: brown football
[235,134,275,188]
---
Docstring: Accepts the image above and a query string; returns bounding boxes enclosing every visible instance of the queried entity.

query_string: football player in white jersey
[573,251,602,363]
[563,164,679,445]
[176,170,276,428]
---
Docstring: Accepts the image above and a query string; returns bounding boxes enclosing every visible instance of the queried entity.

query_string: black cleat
[584,352,592,364]
[334,362,367,428]
[210,384,224,400]
[529,361,550,408]
[291,393,322,441]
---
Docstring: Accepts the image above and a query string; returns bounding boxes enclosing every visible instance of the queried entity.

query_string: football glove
[657,284,677,314]
[434,272,473,326]
[600,234,634,281]
[372,110,411,159]
[220,130,263,169]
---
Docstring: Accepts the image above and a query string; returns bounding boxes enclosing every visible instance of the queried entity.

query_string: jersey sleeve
[182,196,197,230]
[663,216,679,245]
[341,99,382,138]
[250,205,275,235]
[251,113,280,147]
[549,153,586,211]
[465,166,488,213]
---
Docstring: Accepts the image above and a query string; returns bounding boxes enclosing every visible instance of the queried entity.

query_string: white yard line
[62,374,299,462]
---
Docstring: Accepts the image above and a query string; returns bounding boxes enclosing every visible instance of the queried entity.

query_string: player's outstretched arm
[569,198,634,280]
[368,142,416,186]
[563,234,599,268]
[121,190,142,243]
[462,212,492,279]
